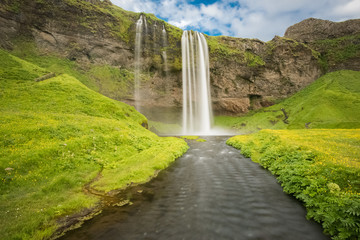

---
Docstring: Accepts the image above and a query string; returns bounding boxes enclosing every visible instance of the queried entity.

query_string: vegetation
[215,70,360,132]
[244,50,265,67]
[227,129,360,239]
[148,120,182,135]
[207,36,265,67]
[180,136,207,142]
[312,34,360,71]
[9,39,136,100]
[0,49,188,239]
[63,0,137,43]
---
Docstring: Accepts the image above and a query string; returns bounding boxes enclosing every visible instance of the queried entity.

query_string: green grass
[215,70,360,132]
[313,34,360,71]
[206,36,265,66]
[148,120,182,135]
[227,129,360,239]
[9,39,136,100]
[0,49,188,239]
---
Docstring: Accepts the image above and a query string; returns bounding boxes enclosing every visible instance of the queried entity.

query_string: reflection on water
[62,136,329,240]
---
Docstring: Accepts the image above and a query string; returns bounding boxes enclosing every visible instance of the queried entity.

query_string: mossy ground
[148,120,182,135]
[9,39,135,100]
[206,36,265,67]
[227,129,360,239]
[0,49,188,239]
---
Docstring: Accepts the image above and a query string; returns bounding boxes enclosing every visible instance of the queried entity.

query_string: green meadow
[0,49,188,239]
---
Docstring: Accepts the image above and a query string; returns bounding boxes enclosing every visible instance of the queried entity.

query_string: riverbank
[61,136,328,240]
[227,129,360,239]
[0,49,188,239]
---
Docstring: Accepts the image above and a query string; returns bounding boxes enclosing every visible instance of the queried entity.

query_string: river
[62,136,329,240]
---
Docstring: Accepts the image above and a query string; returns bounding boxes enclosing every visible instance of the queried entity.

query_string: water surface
[62,136,329,240]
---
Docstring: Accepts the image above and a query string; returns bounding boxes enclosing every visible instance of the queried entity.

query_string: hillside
[0,49,188,239]
[284,18,360,72]
[216,70,360,132]
[2,0,358,117]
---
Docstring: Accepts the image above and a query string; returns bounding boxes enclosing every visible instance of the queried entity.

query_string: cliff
[284,18,360,72]
[0,0,358,117]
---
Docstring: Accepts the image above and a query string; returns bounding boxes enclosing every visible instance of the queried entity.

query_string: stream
[62,136,329,240]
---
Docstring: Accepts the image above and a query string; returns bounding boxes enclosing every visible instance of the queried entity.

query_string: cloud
[332,0,360,18]
[111,0,360,41]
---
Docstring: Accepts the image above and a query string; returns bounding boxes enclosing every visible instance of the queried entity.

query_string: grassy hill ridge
[216,70,360,132]
[0,49,188,239]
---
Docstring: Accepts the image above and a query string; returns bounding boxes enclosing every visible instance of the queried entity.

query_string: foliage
[227,129,360,239]
[9,39,135,100]
[0,49,188,239]
[63,0,136,42]
[313,34,360,70]
[206,36,265,66]
[244,51,265,67]
[215,70,360,132]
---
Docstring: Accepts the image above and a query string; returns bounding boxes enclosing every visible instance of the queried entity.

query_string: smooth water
[162,25,168,74]
[62,137,329,240]
[134,15,146,111]
[182,31,213,135]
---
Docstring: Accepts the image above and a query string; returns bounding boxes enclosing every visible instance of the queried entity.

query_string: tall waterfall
[181,30,213,135]
[162,24,168,73]
[134,15,146,111]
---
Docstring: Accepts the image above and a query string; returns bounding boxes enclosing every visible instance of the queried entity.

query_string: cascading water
[162,24,168,73]
[181,30,213,135]
[134,15,146,111]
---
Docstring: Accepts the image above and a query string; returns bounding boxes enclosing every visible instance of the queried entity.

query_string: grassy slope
[0,49,188,239]
[215,70,360,132]
[312,34,360,71]
[227,130,360,239]
[9,39,136,101]
[3,0,184,101]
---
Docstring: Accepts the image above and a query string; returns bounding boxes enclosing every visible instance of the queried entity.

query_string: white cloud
[332,0,360,18]
[111,0,360,41]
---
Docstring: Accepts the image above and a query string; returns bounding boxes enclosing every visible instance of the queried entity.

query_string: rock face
[284,18,360,42]
[208,36,322,114]
[0,0,358,117]
[284,18,360,72]
[0,0,135,65]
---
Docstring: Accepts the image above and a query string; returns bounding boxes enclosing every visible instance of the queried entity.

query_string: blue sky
[111,0,360,41]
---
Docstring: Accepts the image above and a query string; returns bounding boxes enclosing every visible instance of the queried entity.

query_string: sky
[111,0,360,41]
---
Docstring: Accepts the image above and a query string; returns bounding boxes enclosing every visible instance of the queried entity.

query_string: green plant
[313,34,360,65]
[227,129,360,239]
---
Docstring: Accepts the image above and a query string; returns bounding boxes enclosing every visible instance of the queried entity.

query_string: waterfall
[162,24,168,73]
[181,30,213,135]
[134,15,146,111]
